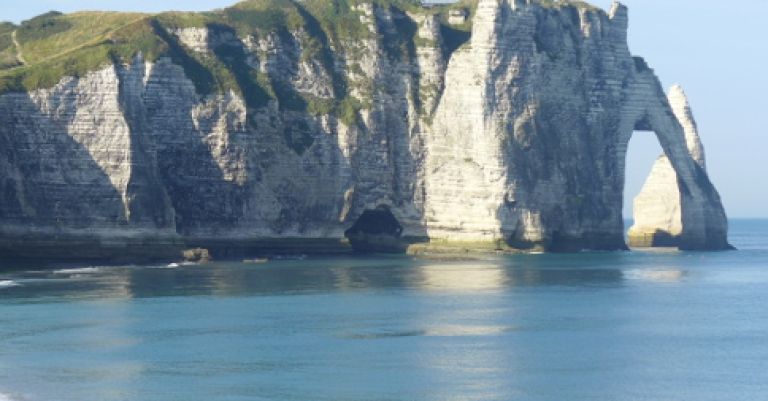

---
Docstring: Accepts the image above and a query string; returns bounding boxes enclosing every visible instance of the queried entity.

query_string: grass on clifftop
[0,34,19,70]
[0,22,20,69]
[15,11,150,65]
[0,0,485,155]
[0,0,609,92]
[0,0,484,114]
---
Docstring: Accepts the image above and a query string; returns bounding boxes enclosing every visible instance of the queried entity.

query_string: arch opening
[344,206,406,253]
[624,129,681,248]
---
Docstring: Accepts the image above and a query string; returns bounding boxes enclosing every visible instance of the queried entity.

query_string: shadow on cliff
[0,90,126,228]
[207,22,316,155]
[0,88,136,260]
[341,5,428,251]
[137,57,249,238]
[4,8,437,260]
[494,8,628,253]
[142,20,357,257]
[198,10,428,255]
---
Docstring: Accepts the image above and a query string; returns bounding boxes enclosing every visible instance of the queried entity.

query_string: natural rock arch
[618,76,730,250]
[420,1,731,253]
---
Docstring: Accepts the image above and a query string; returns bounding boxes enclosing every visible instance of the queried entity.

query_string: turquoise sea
[1,220,767,401]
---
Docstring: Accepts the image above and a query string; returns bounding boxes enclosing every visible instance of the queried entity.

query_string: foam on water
[52,267,103,275]
[623,269,687,283]
[0,280,20,289]
[0,391,18,401]
[152,261,199,269]
[344,325,512,340]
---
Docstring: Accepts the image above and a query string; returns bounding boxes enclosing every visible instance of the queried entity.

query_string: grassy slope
[0,22,19,69]
[0,0,470,92]
[0,33,19,70]
[0,0,599,95]
[0,0,606,155]
[16,12,150,64]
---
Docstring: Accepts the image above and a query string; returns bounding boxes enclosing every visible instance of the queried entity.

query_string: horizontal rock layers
[0,0,731,261]
[628,85,729,248]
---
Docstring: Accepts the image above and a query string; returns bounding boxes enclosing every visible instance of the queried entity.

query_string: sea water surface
[1,220,767,401]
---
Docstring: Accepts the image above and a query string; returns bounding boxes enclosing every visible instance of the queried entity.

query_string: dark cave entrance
[344,207,405,253]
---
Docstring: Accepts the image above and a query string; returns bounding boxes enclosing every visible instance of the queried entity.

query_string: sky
[3,0,765,218]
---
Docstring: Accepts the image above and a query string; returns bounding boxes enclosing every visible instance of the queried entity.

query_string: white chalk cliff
[0,0,731,260]
[627,84,719,247]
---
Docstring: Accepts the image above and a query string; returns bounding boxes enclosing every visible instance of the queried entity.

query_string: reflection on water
[1,240,768,401]
[0,255,648,301]
[416,264,508,292]
[623,268,686,283]
[0,280,19,289]
[342,325,512,340]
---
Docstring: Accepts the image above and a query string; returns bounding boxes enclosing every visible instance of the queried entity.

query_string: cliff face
[627,85,722,247]
[0,0,731,260]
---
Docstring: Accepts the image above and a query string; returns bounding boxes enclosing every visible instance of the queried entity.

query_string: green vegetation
[0,0,486,150]
[15,11,71,43]
[0,0,451,90]
[338,96,363,126]
[429,0,477,60]
[306,96,335,116]
[0,22,15,36]
[435,0,478,29]
[154,12,212,30]
[16,12,148,64]
[225,0,305,35]
[149,19,224,97]
[0,45,108,93]
[0,33,19,69]
[300,0,374,43]
[0,0,606,95]
[0,22,20,70]
[0,16,162,93]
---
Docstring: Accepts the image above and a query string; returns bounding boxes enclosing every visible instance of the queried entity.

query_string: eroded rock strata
[627,85,727,248]
[0,0,730,261]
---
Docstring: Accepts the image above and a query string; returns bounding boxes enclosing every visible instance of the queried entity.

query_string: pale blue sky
[3,1,765,217]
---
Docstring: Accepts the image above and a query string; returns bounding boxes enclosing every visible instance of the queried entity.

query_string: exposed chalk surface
[0,1,730,256]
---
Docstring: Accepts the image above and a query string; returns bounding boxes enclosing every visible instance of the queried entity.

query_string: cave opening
[344,207,405,253]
